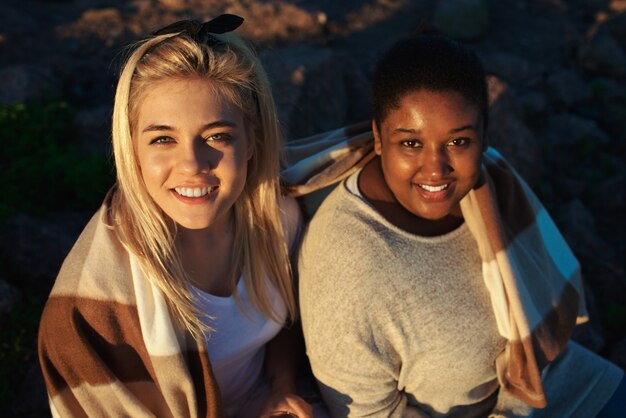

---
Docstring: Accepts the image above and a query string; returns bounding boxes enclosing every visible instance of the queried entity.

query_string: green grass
[0,100,114,226]
[0,100,114,411]
[605,303,626,335]
[0,293,47,408]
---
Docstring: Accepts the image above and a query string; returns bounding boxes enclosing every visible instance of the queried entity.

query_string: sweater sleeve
[310,330,408,418]
[298,187,408,417]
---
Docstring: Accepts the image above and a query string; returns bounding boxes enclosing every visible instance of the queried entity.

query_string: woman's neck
[358,157,463,237]
[176,211,239,296]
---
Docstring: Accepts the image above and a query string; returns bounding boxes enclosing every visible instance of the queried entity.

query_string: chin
[408,206,456,222]
[174,217,214,230]
[417,214,451,222]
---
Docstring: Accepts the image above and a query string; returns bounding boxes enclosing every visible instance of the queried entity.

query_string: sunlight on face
[374,89,484,221]
[135,78,253,231]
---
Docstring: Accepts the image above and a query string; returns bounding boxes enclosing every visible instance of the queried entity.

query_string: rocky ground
[1,0,625,416]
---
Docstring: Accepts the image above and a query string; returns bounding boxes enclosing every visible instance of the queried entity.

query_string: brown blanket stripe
[39,204,224,417]
[40,122,585,414]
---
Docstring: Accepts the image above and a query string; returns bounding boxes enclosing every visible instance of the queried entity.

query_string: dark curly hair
[371,34,488,131]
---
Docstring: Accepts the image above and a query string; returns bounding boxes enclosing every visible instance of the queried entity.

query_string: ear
[372,120,383,156]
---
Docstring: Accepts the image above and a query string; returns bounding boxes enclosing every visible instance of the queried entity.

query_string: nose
[420,146,451,179]
[176,140,220,174]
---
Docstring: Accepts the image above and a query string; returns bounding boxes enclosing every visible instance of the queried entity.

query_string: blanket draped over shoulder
[38,121,586,415]
[38,199,224,417]
[281,121,588,409]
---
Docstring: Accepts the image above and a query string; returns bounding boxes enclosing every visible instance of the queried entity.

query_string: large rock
[5,359,50,418]
[432,0,489,40]
[479,52,545,85]
[578,27,626,77]
[609,335,626,371]
[545,112,609,147]
[73,105,112,155]
[545,68,591,107]
[262,45,369,139]
[0,212,91,286]
[517,89,549,119]
[486,76,542,187]
[588,77,626,135]
[226,2,325,45]
[55,8,126,47]
[0,278,22,328]
[600,10,626,51]
[556,199,615,262]
[0,3,38,40]
[590,77,626,104]
[0,65,62,105]
[589,174,626,212]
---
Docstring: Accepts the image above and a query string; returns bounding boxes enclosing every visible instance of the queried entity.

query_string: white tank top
[192,278,286,407]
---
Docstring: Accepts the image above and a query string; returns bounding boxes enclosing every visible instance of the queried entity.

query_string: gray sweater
[299,174,623,418]
[299,176,507,417]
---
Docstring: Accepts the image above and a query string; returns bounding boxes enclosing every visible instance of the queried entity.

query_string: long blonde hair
[110,28,295,338]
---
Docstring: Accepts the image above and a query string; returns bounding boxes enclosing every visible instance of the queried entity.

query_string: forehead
[135,78,244,129]
[381,89,480,124]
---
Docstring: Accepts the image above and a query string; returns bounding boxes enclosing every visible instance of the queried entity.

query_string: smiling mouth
[418,183,449,192]
[174,186,217,198]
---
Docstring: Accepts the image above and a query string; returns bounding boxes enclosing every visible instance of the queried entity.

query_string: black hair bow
[152,14,244,46]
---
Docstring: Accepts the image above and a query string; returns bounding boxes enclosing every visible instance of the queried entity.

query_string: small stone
[556,199,615,261]
[262,45,369,139]
[0,65,61,106]
[0,212,91,286]
[578,28,626,77]
[609,335,626,370]
[486,76,542,187]
[590,174,626,211]
[518,90,549,118]
[432,0,489,40]
[479,52,545,85]
[546,69,591,106]
[7,359,50,417]
[546,112,609,146]
[73,105,112,154]
[0,278,22,327]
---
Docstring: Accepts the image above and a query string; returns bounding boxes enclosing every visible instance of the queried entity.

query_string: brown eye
[448,137,469,147]
[401,140,420,148]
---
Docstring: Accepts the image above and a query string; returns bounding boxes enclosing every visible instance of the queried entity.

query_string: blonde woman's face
[135,78,253,230]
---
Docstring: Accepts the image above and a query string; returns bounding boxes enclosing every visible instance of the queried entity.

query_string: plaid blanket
[38,121,586,414]
[38,202,224,417]
[282,122,587,408]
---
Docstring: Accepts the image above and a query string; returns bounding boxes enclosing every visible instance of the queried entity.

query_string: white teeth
[174,187,215,197]
[419,184,448,192]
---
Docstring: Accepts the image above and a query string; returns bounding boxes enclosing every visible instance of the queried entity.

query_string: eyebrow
[394,124,477,134]
[141,120,237,134]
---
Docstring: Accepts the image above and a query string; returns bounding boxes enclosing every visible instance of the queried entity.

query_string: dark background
[1,0,625,416]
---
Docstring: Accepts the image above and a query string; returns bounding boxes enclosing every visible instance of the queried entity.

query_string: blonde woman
[38,15,312,418]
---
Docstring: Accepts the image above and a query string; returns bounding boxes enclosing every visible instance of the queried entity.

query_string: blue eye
[149,136,174,145]
[205,133,233,143]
